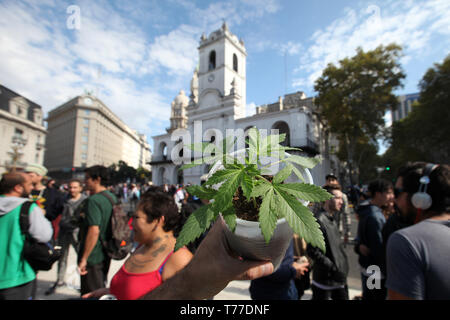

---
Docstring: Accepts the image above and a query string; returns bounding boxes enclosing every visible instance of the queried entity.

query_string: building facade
[150,23,341,187]
[44,95,151,180]
[391,92,420,122]
[0,85,46,173]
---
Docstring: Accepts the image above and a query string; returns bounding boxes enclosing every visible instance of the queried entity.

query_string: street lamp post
[8,134,28,172]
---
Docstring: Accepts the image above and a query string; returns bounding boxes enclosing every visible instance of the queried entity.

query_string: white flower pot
[221,216,294,271]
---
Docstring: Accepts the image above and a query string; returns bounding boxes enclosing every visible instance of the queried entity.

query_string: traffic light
[385,166,391,171]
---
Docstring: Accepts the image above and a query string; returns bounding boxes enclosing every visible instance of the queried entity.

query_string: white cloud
[281,42,302,56]
[292,0,450,92]
[147,25,200,76]
[70,1,148,75]
[246,102,257,117]
[0,0,282,143]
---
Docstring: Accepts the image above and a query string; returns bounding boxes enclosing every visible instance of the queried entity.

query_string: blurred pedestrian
[250,240,309,300]
[355,179,394,300]
[81,191,192,300]
[307,185,349,300]
[386,163,450,300]
[325,174,351,244]
[45,179,87,295]
[25,164,64,241]
[0,172,52,300]
[292,234,311,299]
[77,166,115,296]
[129,184,140,213]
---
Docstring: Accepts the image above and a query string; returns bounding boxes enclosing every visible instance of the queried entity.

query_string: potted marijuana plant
[175,128,332,269]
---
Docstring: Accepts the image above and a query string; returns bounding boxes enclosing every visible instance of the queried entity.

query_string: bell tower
[196,22,247,119]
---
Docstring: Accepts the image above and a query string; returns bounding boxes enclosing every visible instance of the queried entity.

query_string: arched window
[244,126,255,149]
[272,121,290,147]
[233,53,238,72]
[209,50,216,71]
[160,142,168,160]
[159,167,167,185]
[175,166,183,185]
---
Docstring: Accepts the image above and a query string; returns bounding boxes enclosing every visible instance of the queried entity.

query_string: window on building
[233,53,238,72]
[83,118,90,125]
[83,127,89,134]
[272,121,290,147]
[209,50,216,71]
[81,153,87,160]
[15,128,24,137]
[82,136,88,142]
[81,144,88,151]
[85,110,90,115]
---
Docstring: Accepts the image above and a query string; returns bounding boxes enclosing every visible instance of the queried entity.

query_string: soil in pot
[232,175,273,222]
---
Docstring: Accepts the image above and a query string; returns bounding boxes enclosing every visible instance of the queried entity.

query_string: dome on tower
[174,90,189,107]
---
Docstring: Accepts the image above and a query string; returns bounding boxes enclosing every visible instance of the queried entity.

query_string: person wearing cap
[25,163,64,224]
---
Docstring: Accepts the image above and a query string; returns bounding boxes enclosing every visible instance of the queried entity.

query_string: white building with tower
[151,23,341,186]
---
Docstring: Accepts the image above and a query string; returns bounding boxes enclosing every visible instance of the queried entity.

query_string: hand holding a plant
[140,217,274,300]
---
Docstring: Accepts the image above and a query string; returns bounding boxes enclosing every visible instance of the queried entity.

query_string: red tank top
[110,251,174,300]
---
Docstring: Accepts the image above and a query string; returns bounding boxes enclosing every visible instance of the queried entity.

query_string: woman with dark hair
[81,191,192,300]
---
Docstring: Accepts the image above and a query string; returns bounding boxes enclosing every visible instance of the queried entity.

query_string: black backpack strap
[96,191,116,251]
[98,191,116,206]
[19,201,33,236]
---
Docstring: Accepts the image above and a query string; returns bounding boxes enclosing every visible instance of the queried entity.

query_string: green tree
[136,167,152,184]
[384,54,450,169]
[337,136,381,184]
[108,160,137,184]
[314,44,405,184]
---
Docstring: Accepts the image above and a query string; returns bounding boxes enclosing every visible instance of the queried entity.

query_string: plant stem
[261,158,285,170]
[256,175,272,184]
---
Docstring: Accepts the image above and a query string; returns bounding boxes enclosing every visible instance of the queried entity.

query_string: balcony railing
[294,138,320,156]
[149,155,171,163]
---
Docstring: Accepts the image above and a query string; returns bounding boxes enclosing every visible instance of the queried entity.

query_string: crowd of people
[0,161,448,300]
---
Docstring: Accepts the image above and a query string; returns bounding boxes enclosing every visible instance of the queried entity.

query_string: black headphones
[411,163,439,210]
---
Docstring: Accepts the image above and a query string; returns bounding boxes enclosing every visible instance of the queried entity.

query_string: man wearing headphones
[386,163,450,300]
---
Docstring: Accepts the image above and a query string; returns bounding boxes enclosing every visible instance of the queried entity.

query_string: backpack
[98,191,133,260]
[19,201,62,271]
[59,196,88,232]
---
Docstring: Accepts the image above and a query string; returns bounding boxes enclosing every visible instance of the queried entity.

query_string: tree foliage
[336,136,381,184]
[383,54,450,174]
[108,160,143,184]
[314,44,405,184]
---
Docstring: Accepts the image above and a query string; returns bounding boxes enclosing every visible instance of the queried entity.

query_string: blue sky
[1,0,449,153]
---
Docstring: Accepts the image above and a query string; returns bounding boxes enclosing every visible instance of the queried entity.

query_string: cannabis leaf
[175,204,216,251]
[283,154,322,169]
[186,185,218,200]
[273,187,326,252]
[258,187,278,243]
[275,183,333,202]
[176,129,330,253]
